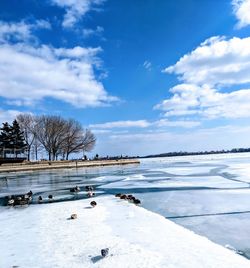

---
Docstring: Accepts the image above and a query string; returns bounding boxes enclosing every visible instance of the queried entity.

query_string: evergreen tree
[10,120,27,157]
[0,120,26,158]
[0,122,12,157]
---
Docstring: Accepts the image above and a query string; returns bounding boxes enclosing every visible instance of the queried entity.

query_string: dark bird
[48,194,53,199]
[87,191,95,197]
[133,199,141,205]
[85,186,94,192]
[120,194,127,200]
[13,196,26,205]
[7,193,32,206]
[38,196,43,203]
[101,248,109,257]
[7,199,15,206]
[24,194,31,201]
[70,213,77,219]
[70,186,80,193]
[90,201,97,207]
[27,190,33,196]
[19,199,28,206]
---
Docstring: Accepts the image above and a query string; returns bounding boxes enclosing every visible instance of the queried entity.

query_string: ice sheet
[1,152,250,261]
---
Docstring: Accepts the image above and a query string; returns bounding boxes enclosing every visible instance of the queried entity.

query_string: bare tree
[31,137,43,161]
[35,115,68,161]
[16,114,35,161]
[15,114,96,161]
[61,120,96,160]
[81,129,96,155]
[61,119,83,160]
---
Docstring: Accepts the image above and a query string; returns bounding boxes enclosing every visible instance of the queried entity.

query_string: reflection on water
[1,153,250,259]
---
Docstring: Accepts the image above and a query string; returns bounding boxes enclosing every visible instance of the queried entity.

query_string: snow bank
[0,196,249,268]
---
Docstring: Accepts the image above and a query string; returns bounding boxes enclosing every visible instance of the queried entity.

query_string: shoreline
[0,195,249,267]
[0,159,140,174]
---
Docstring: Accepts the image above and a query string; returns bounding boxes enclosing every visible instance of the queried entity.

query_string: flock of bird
[7,190,33,206]
[5,186,141,259]
[6,187,141,207]
[6,185,96,206]
[115,193,141,205]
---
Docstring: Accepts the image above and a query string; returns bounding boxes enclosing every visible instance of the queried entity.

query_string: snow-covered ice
[99,174,248,189]
[0,196,249,268]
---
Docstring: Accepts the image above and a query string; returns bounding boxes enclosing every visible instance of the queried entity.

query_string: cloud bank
[90,119,200,129]
[0,20,116,108]
[158,36,250,119]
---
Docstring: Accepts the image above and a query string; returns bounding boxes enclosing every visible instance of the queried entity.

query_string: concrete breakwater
[0,159,140,173]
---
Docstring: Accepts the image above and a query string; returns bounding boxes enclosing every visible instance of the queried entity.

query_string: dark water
[1,154,250,259]
[0,164,141,205]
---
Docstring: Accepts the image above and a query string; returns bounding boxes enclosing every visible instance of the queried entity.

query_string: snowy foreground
[0,196,249,268]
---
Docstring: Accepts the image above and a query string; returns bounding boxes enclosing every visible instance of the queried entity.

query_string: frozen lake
[1,153,250,259]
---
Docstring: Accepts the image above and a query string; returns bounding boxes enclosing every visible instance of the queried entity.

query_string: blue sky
[0,0,250,156]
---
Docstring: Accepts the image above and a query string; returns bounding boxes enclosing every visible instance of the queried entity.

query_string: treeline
[143,148,250,158]
[0,114,96,161]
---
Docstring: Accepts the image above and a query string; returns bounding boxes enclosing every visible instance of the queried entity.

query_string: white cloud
[35,20,52,30]
[155,119,201,128]
[0,42,117,107]
[90,120,151,129]
[83,26,104,37]
[164,36,250,87]
[155,84,201,113]
[0,110,21,123]
[0,20,116,108]
[91,129,111,134]
[155,83,250,119]
[159,36,250,119]
[232,0,250,28]
[143,60,152,71]
[0,17,115,109]
[0,21,31,42]
[0,20,51,43]
[54,46,102,58]
[50,0,104,28]
[90,119,200,129]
